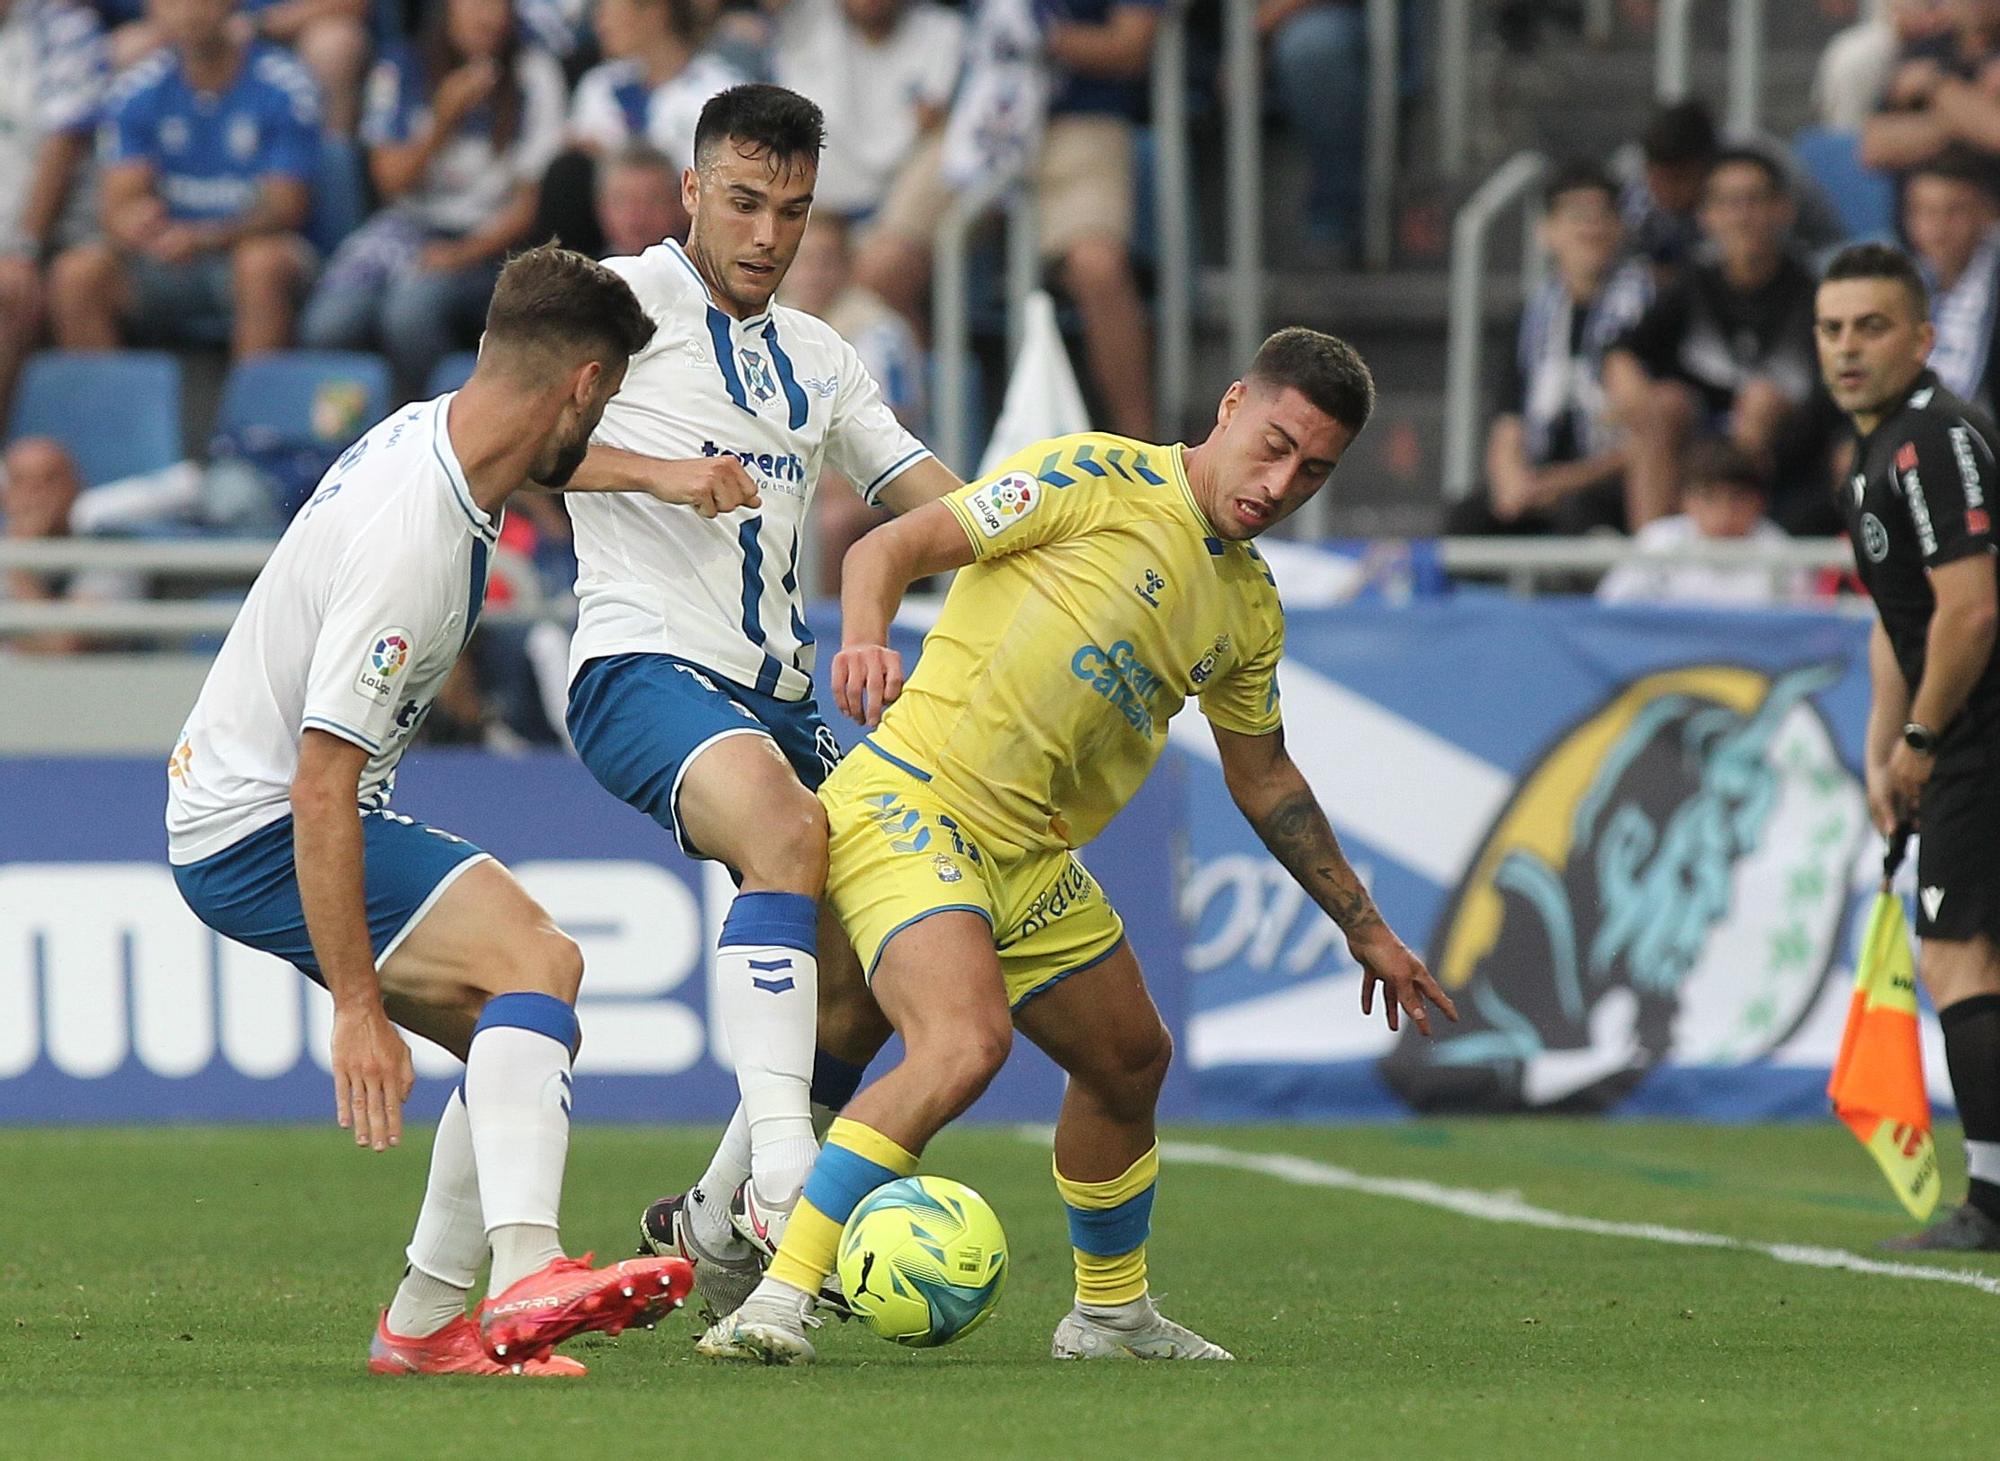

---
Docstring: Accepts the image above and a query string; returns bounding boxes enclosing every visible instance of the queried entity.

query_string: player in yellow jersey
[698,328,1457,1364]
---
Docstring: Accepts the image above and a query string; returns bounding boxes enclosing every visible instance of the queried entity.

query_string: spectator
[102,0,370,136]
[1861,0,2000,178]
[1260,0,1416,267]
[782,215,928,593]
[1817,1,1953,131]
[596,142,686,255]
[1596,438,1806,606]
[570,0,743,166]
[771,0,965,223]
[1906,150,2000,414]
[50,0,318,360]
[1605,148,1819,526]
[1449,162,1653,536]
[1,437,144,654]
[535,0,739,255]
[299,0,566,398]
[853,0,1163,440]
[0,0,105,421]
[1619,100,1718,276]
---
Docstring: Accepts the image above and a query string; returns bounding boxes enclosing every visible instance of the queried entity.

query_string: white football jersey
[568,239,931,700]
[166,396,500,864]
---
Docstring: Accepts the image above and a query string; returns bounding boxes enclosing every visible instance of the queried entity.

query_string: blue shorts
[172,809,490,983]
[567,652,843,859]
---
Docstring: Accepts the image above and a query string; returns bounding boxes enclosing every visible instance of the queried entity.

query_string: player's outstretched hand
[832,643,903,728]
[640,458,762,518]
[332,1005,415,1152]
[1353,929,1458,1037]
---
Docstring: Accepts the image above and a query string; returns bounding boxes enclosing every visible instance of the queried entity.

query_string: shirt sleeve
[1614,282,1690,380]
[823,333,933,505]
[361,53,415,147]
[939,439,1108,561]
[101,76,157,166]
[258,59,322,182]
[1198,613,1284,737]
[300,543,451,753]
[510,49,568,182]
[567,67,626,151]
[36,0,106,137]
[1894,413,1996,569]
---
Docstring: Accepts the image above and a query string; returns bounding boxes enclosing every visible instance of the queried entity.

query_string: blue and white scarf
[1518,259,1654,463]
[1925,227,2000,405]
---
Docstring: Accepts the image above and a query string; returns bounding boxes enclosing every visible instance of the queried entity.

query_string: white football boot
[637,1189,764,1320]
[695,1281,819,1365]
[1051,1296,1234,1361]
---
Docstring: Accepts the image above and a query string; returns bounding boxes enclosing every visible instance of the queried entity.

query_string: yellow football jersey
[867,430,1286,858]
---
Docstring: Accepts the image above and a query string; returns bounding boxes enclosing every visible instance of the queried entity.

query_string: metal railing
[1439,534,1856,597]
[1437,0,1472,180]
[1656,0,1767,136]
[1364,0,1401,269]
[1443,150,1551,502]
[1222,0,1263,370]
[930,0,1202,468]
[0,538,553,637]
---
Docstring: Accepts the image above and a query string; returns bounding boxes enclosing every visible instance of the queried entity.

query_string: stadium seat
[7,350,183,487]
[215,350,390,452]
[305,135,370,259]
[426,351,480,396]
[1793,127,1896,242]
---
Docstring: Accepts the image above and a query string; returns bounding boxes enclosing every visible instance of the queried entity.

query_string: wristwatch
[1902,721,1939,755]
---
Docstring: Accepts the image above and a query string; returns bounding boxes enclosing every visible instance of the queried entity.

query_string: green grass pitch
[3,1121,1995,1459]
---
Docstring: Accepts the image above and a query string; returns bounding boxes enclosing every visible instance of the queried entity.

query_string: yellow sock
[1055,1142,1158,1307]
[767,1117,919,1294]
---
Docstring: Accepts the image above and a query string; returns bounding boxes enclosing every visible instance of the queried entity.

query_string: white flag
[978,291,1092,475]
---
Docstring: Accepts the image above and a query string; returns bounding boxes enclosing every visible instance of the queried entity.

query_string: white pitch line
[1041,1134,2000,1298]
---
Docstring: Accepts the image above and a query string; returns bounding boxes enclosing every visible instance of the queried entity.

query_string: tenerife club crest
[1381,663,1867,1113]
[739,349,778,404]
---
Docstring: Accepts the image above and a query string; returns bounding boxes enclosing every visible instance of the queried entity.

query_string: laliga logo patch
[355,628,413,704]
[967,473,1040,538]
[1381,663,1866,1115]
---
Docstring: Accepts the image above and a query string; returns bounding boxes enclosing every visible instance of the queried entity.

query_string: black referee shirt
[1843,369,2000,757]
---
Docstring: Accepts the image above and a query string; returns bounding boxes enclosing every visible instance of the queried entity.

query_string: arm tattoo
[1250,789,1383,937]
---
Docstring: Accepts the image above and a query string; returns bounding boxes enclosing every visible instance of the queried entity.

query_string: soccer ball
[836,1175,1008,1348]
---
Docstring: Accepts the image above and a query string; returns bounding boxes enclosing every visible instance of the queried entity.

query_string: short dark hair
[1641,100,1717,168]
[1681,438,1767,496]
[1706,145,1789,197]
[1544,160,1618,211]
[1907,146,2000,200]
[1821,241,1931,317]
[483,244,656,371]
[1246,327,1376,435]
[693,84,824,172]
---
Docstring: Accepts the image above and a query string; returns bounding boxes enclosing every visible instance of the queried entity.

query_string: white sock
[1967,1139,2000,1186]
[463,992,578,1292]
[489,1223,564,1291]
[715,894,820,1222]
[386,1087,480,1337]
[1081,1293,1155,1327]
[693,1107,754,1253]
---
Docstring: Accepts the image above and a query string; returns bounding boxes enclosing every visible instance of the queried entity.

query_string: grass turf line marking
[1020,1131,2000,1298]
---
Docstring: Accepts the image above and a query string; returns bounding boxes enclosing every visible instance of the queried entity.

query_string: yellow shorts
[821,742,1126,1009]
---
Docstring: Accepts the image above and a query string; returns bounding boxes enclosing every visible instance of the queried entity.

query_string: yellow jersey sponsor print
[822,746,1126,1008]
[872,431,1286,858]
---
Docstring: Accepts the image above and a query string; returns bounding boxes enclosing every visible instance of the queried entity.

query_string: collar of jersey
[1163,442,1225,547]
[664,239,773,330]
[1858,368,1940,449]
[432,394,499,543]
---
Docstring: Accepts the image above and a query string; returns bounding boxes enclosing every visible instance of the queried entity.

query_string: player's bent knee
[915,1020,1011,1113]
[733,789,829,892]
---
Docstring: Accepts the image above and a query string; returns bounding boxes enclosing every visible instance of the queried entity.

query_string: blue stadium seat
[215,350,390,450]
[426,350,479,396]
[7,350,183,486]
[1793,126,1896,242]
[305,135,369,259]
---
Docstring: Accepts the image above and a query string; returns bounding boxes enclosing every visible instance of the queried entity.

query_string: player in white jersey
[167,247,694,1376]
[558,85,961,1308]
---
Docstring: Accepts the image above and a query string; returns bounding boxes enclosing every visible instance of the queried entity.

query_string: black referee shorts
[1916,751,2000,943]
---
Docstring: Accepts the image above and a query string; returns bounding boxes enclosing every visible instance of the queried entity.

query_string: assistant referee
[1819,241,2000,1251]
